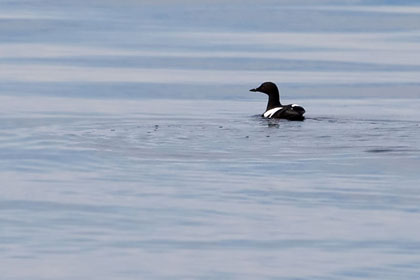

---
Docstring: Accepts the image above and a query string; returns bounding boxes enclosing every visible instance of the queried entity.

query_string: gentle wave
[1,64,420,85]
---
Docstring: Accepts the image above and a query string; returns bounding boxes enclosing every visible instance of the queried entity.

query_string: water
[1,0,420,279]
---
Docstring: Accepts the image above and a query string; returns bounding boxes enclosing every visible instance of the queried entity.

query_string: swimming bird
[250,82,305,121]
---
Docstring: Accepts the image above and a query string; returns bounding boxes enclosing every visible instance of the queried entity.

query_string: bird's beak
[249,88,257,92]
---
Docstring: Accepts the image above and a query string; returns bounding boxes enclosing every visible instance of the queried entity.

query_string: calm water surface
[1,0,420,279]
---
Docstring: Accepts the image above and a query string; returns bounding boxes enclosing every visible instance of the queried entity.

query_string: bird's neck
[266,94,281,111]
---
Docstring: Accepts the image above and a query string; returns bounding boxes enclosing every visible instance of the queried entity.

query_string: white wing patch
[291,104,300,107]
[263,107,283,118]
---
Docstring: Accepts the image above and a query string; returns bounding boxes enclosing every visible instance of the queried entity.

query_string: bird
[250,82,305,121]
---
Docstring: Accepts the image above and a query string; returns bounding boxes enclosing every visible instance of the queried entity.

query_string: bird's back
[263,104,305,121]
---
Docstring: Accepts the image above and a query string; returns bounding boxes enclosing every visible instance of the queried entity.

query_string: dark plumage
[250,82,305,121]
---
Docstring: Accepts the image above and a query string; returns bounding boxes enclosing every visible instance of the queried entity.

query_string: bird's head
[250,82,279,96]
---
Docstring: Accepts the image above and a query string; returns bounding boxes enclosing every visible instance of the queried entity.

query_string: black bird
[250,82,305,121]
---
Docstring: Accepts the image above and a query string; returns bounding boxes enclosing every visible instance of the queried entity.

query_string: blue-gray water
[1,1,420,279]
